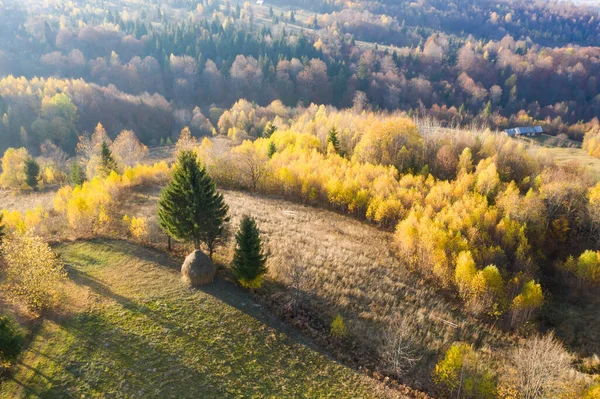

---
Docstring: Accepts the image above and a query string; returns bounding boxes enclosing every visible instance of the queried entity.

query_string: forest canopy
[1,0,600,154]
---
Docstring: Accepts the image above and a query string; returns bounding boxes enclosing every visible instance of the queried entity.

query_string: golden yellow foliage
[165,108,552,322]
[330,314,347,339]
[510,279,543,327]
[434,343,496,398]
[583,384,600,399]
[455,250,477,298]
[0,207,46,234]
[123,215,149,242]
[560,250,600,287]
[0,147,29,189]
[53,162,170,236]
[352,117,422,171]
[0,231,67,312]
[583,127,600,158]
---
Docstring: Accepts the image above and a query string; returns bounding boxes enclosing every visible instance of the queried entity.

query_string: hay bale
[181,250,215,286]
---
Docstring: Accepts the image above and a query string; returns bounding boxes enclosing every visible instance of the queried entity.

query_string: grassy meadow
[0,240,409,399]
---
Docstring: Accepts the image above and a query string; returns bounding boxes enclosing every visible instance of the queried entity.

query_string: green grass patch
[0,240,387,398]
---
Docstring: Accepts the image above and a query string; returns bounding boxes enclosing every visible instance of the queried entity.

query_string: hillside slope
[0,240,410,399]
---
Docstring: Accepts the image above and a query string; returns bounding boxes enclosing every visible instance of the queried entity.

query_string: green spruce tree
[69,161,85,186]
[327,127,341,155]
[267,141,277,158]
[24,157,40,191]
[232,215,268,289]
[263,123,278,139]
[100,141,117,177]
[158,150,229,259]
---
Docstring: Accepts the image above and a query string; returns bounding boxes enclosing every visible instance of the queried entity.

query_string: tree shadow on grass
[65,265,150,315]
[54,242,357,384]
[55,239,447,395]
[10,311,224,399]
[64,239,324,349]
[86,241,442,376]
[62,241,327,357]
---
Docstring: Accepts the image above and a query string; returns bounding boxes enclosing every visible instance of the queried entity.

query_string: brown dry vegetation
[0,188,55,213]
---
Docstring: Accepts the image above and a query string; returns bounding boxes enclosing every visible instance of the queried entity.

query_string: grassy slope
[541,147,600,178]
[513,135,600,179]
[0,240,402,399]
[0,189,55,213]
[118,187,511,390]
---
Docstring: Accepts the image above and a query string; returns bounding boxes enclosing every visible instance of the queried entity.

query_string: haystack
[181,250,215,286]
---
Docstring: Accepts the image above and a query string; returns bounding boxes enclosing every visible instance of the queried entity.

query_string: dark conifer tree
[158,150,229,259]
[69,161,85,186]
[327,127,341,155]
[100,141,117,177]
[263,123,277,138]
[267,141,276,158]
[24,157,40,191]
[232,215,268,289]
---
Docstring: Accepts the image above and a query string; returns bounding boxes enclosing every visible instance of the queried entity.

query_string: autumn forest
[0,0,599,398]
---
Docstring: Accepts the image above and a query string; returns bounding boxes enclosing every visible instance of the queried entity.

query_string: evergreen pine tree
[24,157,40,191]
[263,123,277,138]
[327,127,341,155]
[100,141,117,177]
[158,150,229,259]
[232,215,268,289]
[69,161,85,186]
[267,141,277,159]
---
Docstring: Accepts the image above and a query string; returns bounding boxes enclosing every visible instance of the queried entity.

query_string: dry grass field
[514,134,600,178]
[539,147,600,178]
[0,189,55,213]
